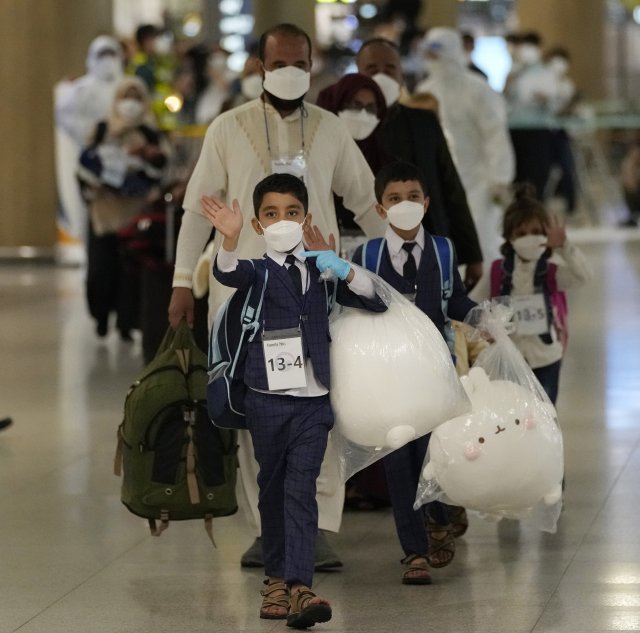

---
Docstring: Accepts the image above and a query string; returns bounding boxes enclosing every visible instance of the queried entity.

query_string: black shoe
[240,537,263,568]
[0,417,13,431]
[240,532,343,570]
[314,530,343,570]
[119,330,134,342]
[96,320,108,338]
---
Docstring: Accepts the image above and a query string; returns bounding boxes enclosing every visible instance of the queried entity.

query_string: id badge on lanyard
[512,293,549,336]
[262,327,307,391]
[271,151,307,183]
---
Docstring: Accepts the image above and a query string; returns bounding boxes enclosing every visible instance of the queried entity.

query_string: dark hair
[356,37,400,62]
[505,32,522,45]
[252,173,309,217]
[546,46,570,61]
[500,183,550,256]
[135,24,159,47]
[374,161,428,203]
[460,31,474,46]
[520,31,542,46]
[258,23,312,62]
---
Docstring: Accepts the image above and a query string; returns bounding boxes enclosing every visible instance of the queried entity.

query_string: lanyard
[262,100,306,157]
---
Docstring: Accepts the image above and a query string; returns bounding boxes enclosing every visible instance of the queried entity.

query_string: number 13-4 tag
[262,328,307,391]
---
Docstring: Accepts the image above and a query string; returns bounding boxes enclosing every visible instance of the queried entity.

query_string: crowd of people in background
[49,15,598,628]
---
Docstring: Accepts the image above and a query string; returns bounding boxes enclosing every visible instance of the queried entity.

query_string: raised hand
[200,196,244,241]
[303,223,337,253]
[545,214,566,250]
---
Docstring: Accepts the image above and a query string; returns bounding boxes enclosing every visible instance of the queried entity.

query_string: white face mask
[263,67,310,101]
[116,98,144,122]
[241,74,263,100]
[372,72,401,107]
[548,57,569,77]
[518,44,541,66]
[511,234,547,261]
[93,56,121,82]
[154,35,172,56]
[338,109,379,140]
[385,200,425,231]
[260,219,304,253]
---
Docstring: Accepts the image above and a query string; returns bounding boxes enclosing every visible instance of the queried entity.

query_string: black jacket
[378,104,483,265]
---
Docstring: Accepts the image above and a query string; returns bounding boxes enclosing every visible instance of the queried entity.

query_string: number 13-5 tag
[512,294,549,336]
[262,328,307,391]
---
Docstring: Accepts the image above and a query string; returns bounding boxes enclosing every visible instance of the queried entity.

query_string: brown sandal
[447,504,469,538]
[260,579,289,620]
[426,515,456,568]
[401,555,432,585]
[286,585,332,629]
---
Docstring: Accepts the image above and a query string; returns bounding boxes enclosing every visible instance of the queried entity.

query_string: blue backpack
[206,262,268,430]
[361,235,456,355]
[206,259,339,429]
[362,235,454,318]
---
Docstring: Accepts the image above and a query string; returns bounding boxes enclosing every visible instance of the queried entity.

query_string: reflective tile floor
[1,228,639,633]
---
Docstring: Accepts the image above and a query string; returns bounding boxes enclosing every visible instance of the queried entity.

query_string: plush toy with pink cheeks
[330,297,471,450]
[422,367,564,514]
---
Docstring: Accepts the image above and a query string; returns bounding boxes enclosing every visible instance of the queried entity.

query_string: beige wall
[516,0,606,99]
[0,0,112,248]
[418,0,458,29]
[253,0,316,42]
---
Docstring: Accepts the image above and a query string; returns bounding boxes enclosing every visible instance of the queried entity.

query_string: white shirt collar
[266,242,305,266]
[385,224,425,255]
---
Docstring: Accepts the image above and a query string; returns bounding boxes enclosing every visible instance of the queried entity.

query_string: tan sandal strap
[290,587,316,612]
[261,581,289,609]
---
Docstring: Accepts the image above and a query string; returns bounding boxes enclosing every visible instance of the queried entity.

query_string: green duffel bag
[114,320,238,544]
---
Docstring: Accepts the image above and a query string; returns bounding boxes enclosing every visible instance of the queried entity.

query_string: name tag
[262,327,307,391]
[97,144,128,188]
[512,294,549,336]
[271,152,307,182]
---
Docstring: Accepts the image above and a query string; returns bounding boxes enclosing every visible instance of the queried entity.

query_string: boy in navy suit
[352,161,476,585]
[201,173,385,628]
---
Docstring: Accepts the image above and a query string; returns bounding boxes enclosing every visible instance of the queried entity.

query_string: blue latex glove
[301,250,351,281]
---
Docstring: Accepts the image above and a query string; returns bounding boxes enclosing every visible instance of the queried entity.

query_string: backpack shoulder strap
[228,262,268,377]
[546,261,559,293]
[93,121,108,146]
[431,235,454,301]
[430,235,456,356]
[362,237,386,274]
[490,259,504,297]
[207,261,268,368]
[241,261,268,342]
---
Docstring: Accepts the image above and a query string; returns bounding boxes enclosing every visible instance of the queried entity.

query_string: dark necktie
[402,242,417,282]
[285,254,302,295]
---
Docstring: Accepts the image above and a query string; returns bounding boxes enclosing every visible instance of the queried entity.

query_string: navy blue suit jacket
[352,235,475,336]
[214,255,386,391]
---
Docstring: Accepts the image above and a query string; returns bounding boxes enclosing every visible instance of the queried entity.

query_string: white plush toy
[423,367,563,514]
[330,296,470,450]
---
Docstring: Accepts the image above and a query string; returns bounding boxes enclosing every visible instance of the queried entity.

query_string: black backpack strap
[92,121,108,146]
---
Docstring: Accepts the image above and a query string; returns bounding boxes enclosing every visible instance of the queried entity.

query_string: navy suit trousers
[245,389,334,587]
[383,434,449,560]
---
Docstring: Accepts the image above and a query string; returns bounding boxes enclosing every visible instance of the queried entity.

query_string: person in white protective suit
[56,36,124,147]
[54,36,124,263]
[415,28,515,263]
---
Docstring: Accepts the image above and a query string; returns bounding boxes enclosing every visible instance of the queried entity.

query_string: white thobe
[173,96,386,537]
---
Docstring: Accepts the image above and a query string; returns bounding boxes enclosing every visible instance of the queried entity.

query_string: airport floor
[1,225,640,633]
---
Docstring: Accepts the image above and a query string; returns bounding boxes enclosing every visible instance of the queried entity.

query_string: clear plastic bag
[414,299,564,533]
[329,266,470,483]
